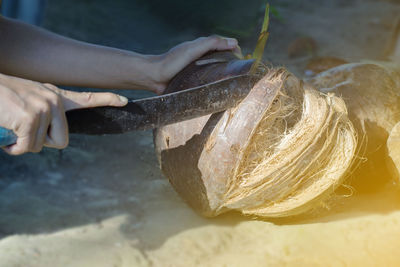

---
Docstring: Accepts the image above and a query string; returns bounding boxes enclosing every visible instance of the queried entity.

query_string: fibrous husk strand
[223,84,356,217]
[155,61,357,218]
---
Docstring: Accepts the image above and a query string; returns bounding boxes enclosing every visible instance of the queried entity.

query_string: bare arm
[0,15,239,94]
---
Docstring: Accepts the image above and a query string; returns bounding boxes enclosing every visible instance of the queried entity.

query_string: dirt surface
[1,0,400,266]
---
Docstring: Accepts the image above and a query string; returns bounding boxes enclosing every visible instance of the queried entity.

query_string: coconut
[309,62,400,183]
[388,122,400,179]
[154,53,357,217]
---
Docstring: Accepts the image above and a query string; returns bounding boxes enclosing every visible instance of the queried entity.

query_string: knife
[0,74,257,147]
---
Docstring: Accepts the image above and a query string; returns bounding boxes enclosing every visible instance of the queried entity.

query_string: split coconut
[154,52,357,217]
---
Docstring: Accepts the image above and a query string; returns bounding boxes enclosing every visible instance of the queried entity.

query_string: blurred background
[1,0,265,54]
[0,0,400,265]
[1,0,399,235]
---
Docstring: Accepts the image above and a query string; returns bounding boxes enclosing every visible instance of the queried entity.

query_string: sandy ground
[1,0,400,266]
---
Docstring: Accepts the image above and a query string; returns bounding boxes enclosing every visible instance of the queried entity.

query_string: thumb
[59,89,128,111]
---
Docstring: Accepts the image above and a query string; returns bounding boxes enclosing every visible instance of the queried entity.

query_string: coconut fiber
[154,52,358,217]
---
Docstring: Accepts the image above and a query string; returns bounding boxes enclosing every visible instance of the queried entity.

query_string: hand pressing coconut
[0,15,240,155]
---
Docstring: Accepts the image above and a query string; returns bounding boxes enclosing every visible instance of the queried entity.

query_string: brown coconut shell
[155,52,357,217]
[309,61,400,182]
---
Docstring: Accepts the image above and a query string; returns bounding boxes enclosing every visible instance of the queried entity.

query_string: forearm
[0,16,162,91]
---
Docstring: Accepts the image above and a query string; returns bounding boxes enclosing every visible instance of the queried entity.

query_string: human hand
[0,73,128,155]
[151,36,241,94]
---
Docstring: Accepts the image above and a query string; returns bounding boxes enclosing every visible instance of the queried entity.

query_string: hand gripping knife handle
[0,127,17,147]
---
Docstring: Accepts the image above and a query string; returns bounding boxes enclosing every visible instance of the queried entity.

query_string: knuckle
[47,92,61,106]
[194,36,218,46]
[43,83,59,92]
[57,88,68,98]
[28,95,52,116]
[208,35,221,43]
[196,36,207,42]
[21,111,36,127]
[38,101,51,114]
[84,92,94,102]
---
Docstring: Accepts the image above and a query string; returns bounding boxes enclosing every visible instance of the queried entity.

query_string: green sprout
[250,3,270,74]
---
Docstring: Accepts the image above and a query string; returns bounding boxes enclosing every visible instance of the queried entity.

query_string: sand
[1,189,400,266]
[1,0,400,266]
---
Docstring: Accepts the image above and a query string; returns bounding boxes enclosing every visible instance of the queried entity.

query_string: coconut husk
[388,122,400,178]
[154,52,357,217]
[309,61,400,183]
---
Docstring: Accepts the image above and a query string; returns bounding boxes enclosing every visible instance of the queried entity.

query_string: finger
[196,36,239,54]
[4,133,36,155]
[231,44,243,59]
[59,90,128,111]
[214,36,239,51]
[44,103,68,149]
[6,112,40,155]
[32,112,51,152]
[170,36,240,67]
[199,35,238,51]
[3,137,28,155]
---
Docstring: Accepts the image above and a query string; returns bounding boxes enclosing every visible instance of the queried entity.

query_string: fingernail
[227,38,237,48]
[118,95,128,105]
